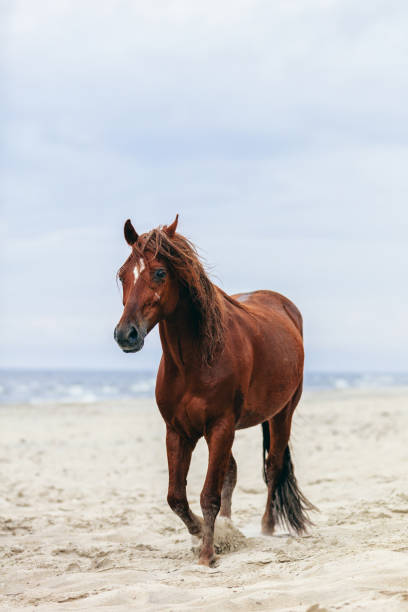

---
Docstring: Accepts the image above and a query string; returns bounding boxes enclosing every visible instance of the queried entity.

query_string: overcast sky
[1,0,408,372]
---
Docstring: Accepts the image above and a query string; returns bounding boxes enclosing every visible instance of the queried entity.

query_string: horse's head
[114,215,179,353]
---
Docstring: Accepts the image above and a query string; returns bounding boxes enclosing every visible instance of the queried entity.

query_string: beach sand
[1,389,407,611]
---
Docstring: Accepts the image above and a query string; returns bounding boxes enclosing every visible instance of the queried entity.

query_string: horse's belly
[235,358,302,429]
[235,391,293,429]
[236,411,267,429]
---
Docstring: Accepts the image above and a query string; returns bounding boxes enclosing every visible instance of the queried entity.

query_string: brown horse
[114,215,315,566]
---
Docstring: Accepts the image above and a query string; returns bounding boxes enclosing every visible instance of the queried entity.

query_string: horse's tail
[272,446,316,534]
[262,424,316,534]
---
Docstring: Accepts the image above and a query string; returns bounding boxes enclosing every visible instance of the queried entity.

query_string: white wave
[334,378,349,389]
[129,381,155,393]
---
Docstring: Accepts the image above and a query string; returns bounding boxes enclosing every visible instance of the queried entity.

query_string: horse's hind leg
[166,426,203,536]
[262,383,315,535]
[261,406,293,535]
[220,453,237,518]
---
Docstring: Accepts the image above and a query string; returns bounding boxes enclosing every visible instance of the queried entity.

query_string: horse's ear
[164,214,179,238]
[124,219,139,246]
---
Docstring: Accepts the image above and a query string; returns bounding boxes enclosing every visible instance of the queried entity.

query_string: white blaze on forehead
[133,258,145,284]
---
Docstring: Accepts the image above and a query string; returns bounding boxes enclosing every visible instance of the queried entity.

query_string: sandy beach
[1,388,407,611]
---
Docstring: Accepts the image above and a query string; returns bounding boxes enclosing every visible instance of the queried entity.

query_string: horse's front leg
[166,426,203,536]
[199,419,235,566]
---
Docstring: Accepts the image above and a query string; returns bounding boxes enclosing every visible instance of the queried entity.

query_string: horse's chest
[157,395,208,438]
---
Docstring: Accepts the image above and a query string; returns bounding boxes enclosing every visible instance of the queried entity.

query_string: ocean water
[304,371,408,391]
[0,369,407,406]
[0,369,156,405]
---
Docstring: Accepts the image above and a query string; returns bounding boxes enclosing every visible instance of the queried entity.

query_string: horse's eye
[154,269,166,281]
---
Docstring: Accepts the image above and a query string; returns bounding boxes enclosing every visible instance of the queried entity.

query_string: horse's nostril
[127,326,138,343]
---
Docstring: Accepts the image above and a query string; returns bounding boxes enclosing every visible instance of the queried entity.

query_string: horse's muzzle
[114,323,145,353]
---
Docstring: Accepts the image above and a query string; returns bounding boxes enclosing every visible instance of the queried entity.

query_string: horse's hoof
[198,547,217,567]
[261,523,275,536]
[198,553,217,567]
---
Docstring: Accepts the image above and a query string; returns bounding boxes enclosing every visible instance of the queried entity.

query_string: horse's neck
[158,297,200,372]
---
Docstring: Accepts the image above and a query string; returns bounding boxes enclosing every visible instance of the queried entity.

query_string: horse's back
[233,290,303,337]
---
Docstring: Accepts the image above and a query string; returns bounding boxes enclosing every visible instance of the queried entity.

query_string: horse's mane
[134,227,242,366]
